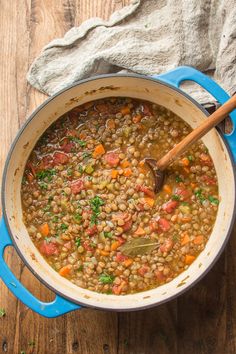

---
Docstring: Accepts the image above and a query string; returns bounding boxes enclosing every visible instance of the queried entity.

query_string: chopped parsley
[172,234,179,242]
[187,155,194,161]
[99,274,115,284]
[194,189,205,203]
[36,169,56,182]
[175,176,183,183]
[77,265,83,272]
[90,196,104,225]
[38,181,48,190]
[52,216,59,223]
[104,231,113,239]
[68,136,87,147]
[67,168,73,176]
[82,152,92,159]
[181,201,189,206]
[208,196,219,205]
[74,214,82,223]
[171,194,180,201]
[75,237,81,247]
[43,204,51,212]
[60,223,68,231]
[45,237,52,244]
[48,196,53,202]
[0,308,6,317]
[78,165,84,173]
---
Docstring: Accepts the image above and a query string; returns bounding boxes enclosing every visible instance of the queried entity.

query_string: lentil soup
[21,97,219,295]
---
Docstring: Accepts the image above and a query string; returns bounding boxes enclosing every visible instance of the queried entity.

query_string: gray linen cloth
[27,0,236,103]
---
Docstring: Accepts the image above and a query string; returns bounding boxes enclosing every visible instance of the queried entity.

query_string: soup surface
[21,97,219,295]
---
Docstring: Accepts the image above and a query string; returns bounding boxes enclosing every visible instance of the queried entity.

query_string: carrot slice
[183,167,190,174]
[79,132,86,140]
[39,223,50,237]
[181,232,190,246]
[144,197,155,207]
[111,170,118,179]
[180,157,190,167]
[100,250,110,256]
[120,160,130,169]
[181,216,192,223]
[193,235,204,245]
[123,168,133,177]
[59,265,72,277]
[163,184,172,194]
[111,241,120,251]
[185,254,196,265]
[120,106,130,115]
[93,144,105,158]
[123,259,133,267]
[134,226,145,236]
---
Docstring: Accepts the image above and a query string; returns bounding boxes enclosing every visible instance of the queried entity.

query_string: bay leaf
[119,238,159,257]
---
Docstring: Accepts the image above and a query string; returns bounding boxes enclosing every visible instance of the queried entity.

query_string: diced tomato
[40,155,53,169]
[70,179,84,194]
[39,240,58,256]
[162,200,178,213]
[83,241,93,252]
[142,103,152,116]
[112,281,127,295]
[87,225,98,236]
[158,218,170,232]
[155,270,166,282]
[160,239,173,253]
[136,185,155,198]
[117,237,126,245]
[112,284,122,295]
[136,203,145,211]
[27,162,36,177]
[199,153,213,166]
[122,219,133,232]
[104,152,120,167]
[138,265,149,276]
[26,172,34,183]
[60,139,74,153]
[201,175,216,186]
[53,152,69,165]
[175,187,191,201]
[64,241,72,249]
[115,252,128,263]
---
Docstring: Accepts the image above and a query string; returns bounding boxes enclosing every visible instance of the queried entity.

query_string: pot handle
[0,218,81,317]
[154,66,236,162]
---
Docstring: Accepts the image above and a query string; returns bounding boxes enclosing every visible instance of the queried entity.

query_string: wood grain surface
[0,1,235,353]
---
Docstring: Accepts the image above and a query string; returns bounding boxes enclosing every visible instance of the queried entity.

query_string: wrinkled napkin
[27,0,236,103]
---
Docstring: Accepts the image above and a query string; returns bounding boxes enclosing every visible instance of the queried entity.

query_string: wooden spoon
[145,94,236,193]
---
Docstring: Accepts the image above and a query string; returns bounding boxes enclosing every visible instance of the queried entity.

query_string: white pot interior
[2,75,235,310]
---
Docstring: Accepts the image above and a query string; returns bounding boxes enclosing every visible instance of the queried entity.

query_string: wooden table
[0,1,235,353]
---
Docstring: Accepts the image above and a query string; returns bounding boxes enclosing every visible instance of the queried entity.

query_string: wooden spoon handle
[157,94,236,171]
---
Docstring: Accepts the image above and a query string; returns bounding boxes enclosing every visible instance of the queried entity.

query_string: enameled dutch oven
[1,66,236,318]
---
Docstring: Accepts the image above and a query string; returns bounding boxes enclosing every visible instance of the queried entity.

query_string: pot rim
[2,73,236,311]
